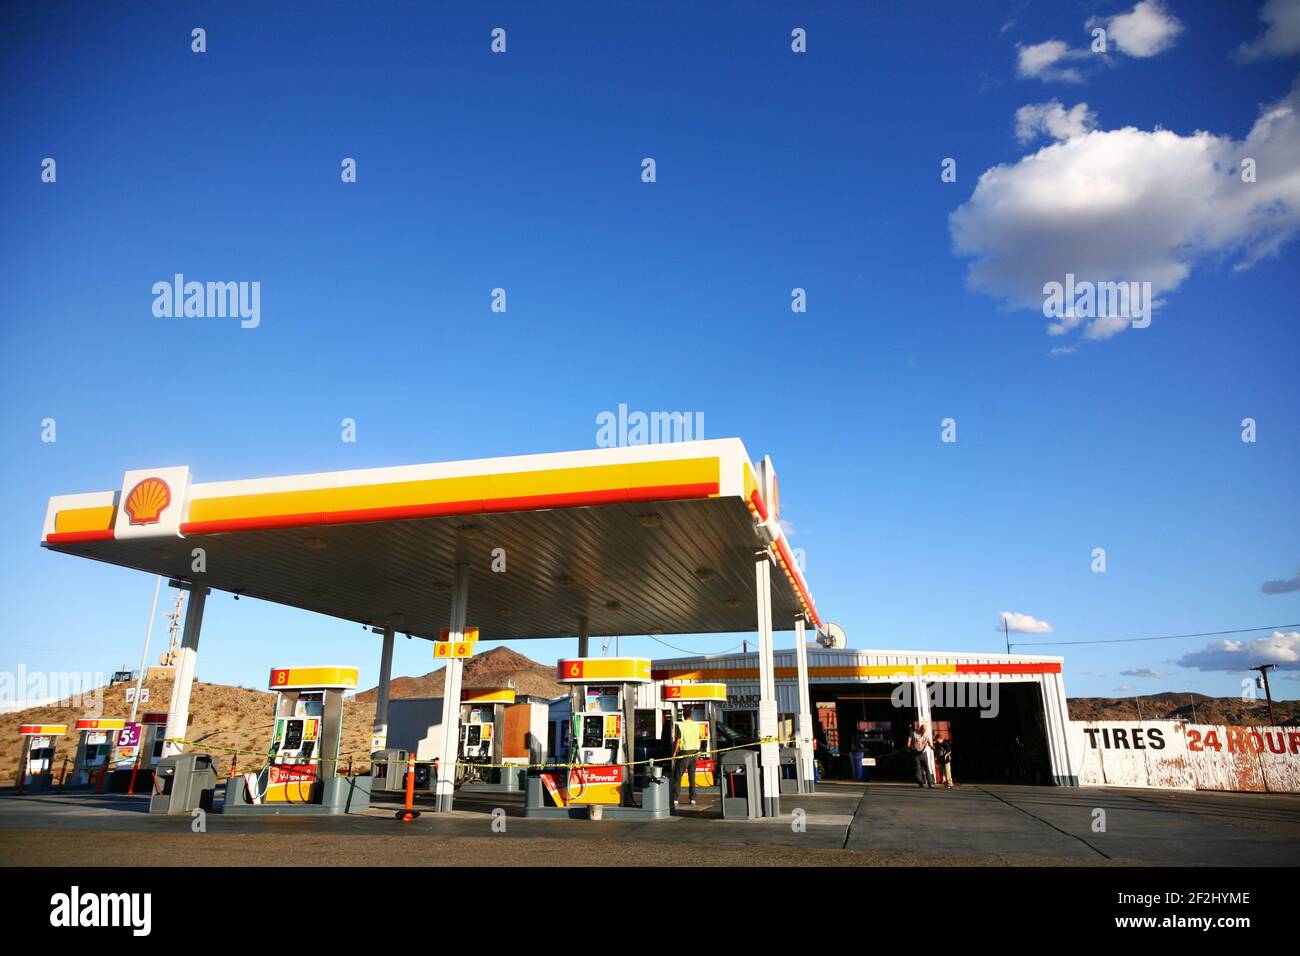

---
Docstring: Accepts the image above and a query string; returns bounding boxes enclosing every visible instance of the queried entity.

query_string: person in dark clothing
[935,734,955,789]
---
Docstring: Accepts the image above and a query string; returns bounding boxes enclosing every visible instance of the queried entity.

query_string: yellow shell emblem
[124,477,172,526]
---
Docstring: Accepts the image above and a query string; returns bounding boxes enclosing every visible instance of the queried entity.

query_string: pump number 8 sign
[434,641,475,659]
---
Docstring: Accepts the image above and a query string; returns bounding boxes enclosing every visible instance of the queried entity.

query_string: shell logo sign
[113,466,191,541]
[124,477,171,525]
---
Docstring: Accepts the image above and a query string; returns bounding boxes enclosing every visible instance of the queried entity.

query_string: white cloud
[1237,0,1300,62]
[950,79,1300,343]
[1016,99,1098,144]
[1017,40,1087,82]
[998,611,1053,634]
[1091,1,1183,59]
[1120,667,1163,678]
[1176,631,1300,672]
[1017,2,1181,85]
[1262,565,1300,594]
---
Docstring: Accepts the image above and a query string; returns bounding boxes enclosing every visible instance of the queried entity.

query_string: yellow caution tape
[162,736,804,773]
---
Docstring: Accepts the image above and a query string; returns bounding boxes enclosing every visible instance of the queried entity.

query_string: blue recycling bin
[851,747,869,782]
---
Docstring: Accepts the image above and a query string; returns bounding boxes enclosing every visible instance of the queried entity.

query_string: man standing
[671,706,702,810]
[910,722,934,789]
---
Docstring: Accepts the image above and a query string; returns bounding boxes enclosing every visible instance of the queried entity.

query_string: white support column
[755,552,780,816]
[577,614,589,658]
[793,615,815,791]
[913,673,935,782]
[434,561,469,812]
[162,585,208,758]
[371,627,395,753]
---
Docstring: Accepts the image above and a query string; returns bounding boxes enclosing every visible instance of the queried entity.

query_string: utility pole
[128,576,163,722]
[1004,616,1010,655]
[1249,664,1278,725]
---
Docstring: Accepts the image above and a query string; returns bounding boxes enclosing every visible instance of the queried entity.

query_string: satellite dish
[818,622,847,649]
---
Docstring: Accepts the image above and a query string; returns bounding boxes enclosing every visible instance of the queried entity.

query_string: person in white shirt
[910,723,934,789]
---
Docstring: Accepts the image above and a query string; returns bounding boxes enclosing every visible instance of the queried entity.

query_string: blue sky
[1,1,1296,705]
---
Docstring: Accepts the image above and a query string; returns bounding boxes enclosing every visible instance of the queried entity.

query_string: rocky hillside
[2,646,565,785]
[1067,692,1300,725]
[0,675,380,784]
[352,645,566,702]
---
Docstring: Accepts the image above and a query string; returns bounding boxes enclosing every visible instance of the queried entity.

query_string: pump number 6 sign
[434,641,475,659]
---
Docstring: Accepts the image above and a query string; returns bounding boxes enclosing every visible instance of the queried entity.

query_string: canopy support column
[755,551,780,816]
[577,614,589,658]
[162,583,209,758]
[434,561,469,812]
[794,615,815,792]
[371,627,395,752]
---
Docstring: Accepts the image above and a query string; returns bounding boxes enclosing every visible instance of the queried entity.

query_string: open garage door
[813,683,918,780]
[930,681,1053,785]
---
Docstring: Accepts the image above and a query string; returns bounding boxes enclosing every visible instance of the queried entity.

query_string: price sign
[117,722,143,748]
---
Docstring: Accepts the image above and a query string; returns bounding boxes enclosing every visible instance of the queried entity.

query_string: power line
[645,635,744,656]
[1011,624,1299,648]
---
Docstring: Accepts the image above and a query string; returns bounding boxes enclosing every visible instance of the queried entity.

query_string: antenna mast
[160,590,186,667]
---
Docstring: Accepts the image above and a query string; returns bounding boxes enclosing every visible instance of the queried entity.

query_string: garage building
[646,647,1077,786]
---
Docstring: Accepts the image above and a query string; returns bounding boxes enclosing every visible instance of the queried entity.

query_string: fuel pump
[16,724,67,793]
[662,682,727,788]
[222,665,372,814]
[137,712,169,769]
[526,657,668,818]
[112,712,169,789]
[458,687,515,790]
[70,718,125,788]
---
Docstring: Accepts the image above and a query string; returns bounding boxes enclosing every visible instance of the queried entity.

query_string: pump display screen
[585,686,619,712]
[282,719,304,750]
[294,692,324,719]
[581,715,605,742]
[467,726,482,746]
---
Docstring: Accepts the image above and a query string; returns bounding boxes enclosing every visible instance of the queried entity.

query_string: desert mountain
[1067,691,1299,725]
[353,645,566,702]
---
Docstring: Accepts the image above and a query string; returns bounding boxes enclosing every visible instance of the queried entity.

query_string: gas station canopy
[40,440,821,640]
